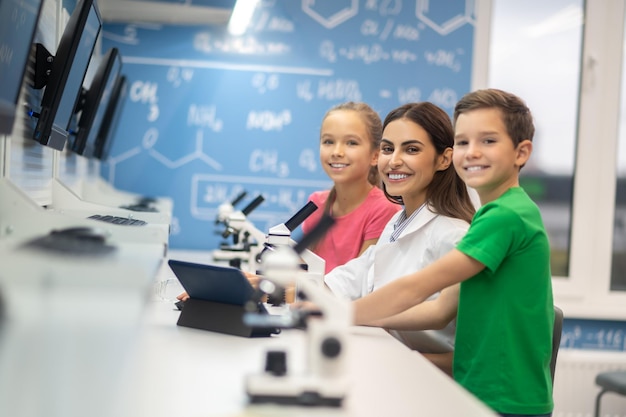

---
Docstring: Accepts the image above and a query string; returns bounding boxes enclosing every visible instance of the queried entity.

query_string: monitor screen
[0,0,44,135]
[71,47,122,158]
[32,0,101,150]
[93,75,128,161]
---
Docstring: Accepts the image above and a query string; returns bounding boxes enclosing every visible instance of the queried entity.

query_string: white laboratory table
[0,237,167,417]
[0,247,497,417]
[81,175,175,215]
[0,178,170,248]
[50,178,172,227]
[108,257,498,417]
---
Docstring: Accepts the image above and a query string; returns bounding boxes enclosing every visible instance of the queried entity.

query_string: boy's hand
[291,300,322,315]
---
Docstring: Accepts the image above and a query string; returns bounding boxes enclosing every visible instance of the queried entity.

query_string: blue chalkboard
[101,0,475,249]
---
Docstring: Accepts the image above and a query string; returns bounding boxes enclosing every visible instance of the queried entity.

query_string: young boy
[353,88,554,417]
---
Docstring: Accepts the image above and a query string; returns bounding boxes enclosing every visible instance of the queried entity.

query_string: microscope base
[246,374,346,407]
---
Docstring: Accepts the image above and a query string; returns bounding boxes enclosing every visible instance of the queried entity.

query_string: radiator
[553,350,626,417]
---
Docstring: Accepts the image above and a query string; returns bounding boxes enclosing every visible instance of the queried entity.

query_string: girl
[325,102,476,374]
[302,102,400,274]
[177,102,398,303]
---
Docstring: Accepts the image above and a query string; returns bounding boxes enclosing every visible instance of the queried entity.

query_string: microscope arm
[221,194,266,246]
[259,211,346,321]
[228,215,267,247]
[294,274,352,327]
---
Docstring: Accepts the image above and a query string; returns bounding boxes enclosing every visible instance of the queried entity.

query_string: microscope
[244,214,352,407]
[214,190,247,227]
[212,194,266,270]
[254,200,324,303]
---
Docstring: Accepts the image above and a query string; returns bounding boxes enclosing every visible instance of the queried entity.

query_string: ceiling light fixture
[228,0,260,36]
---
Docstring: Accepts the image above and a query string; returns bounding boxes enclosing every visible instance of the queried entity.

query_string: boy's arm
[365,284,460,330]
[353,249,484,326]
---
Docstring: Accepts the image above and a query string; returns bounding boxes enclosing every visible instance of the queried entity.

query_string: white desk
[51,179,172,225]
[49,179,171,244]
[0,251,497,417]
[0,178,169,248]
[0,238,166,417]
[111,300,497,416]
[82,175,174,215]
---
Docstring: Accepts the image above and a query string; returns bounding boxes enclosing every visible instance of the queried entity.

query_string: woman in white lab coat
[324,102,476,374]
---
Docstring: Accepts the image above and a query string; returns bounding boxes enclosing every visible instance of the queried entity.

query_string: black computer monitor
[93,75,128,161]
[70,47,122,158]
[0,0,44,135]
[31,0,101,150]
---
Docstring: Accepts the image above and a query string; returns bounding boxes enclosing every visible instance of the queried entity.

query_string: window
[488,0,583,277]
[478,0,626,318]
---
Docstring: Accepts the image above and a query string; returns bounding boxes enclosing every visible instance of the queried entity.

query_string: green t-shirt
[454,187,554,415]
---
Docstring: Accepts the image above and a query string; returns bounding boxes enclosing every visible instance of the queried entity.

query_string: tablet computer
[168,259,257,306]
[168,259,279,337]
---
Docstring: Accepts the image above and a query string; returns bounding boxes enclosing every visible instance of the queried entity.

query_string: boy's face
[453,108,531,204]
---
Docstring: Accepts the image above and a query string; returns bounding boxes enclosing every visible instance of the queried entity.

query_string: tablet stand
[177,298,276,338]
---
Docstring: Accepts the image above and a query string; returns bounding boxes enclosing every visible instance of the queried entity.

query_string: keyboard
[88,214,147,226]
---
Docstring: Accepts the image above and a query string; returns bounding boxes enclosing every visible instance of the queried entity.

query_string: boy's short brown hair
[453,88,535,147]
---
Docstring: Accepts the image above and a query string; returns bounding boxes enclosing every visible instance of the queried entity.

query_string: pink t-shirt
[302,187,401,273]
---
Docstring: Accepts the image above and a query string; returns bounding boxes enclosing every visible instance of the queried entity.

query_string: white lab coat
[325,206,469,353]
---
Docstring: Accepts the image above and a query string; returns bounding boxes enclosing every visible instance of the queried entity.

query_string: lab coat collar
[394,205,438,241]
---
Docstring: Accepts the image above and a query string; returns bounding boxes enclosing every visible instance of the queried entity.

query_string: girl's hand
[242,271,262,288]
